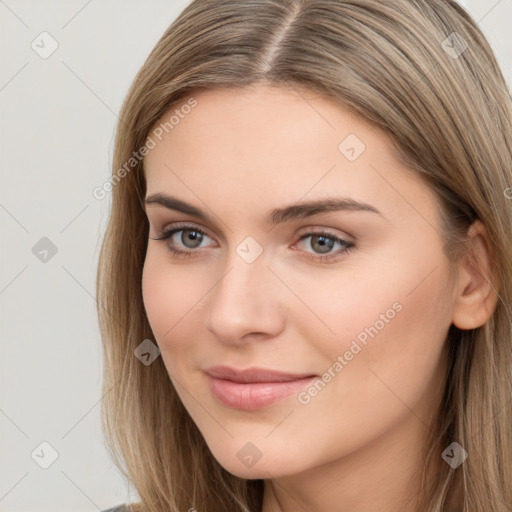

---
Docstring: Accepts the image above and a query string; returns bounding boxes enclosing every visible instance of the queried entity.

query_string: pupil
[313,235,333,254]
[183,230,202,248]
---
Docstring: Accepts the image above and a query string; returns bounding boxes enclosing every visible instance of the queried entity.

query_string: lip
[204,365,317,411]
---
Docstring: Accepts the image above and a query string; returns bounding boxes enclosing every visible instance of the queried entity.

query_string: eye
[294,231,355,262]
[150,223,215,258]
[150,223,355,262]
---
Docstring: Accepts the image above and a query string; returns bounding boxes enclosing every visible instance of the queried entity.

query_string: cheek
[318,238,452,355]
[141,253,199,359]
[301,247,452,422]
[274,256,452,469]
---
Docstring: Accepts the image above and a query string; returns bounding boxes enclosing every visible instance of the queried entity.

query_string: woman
[97,1,512,511]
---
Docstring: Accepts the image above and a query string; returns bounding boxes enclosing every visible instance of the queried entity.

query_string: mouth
[204,365,318,411]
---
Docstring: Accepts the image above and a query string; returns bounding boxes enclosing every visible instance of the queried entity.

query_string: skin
[141,83,497,512]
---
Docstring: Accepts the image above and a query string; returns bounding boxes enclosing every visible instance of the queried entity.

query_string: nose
[205,249,285,346]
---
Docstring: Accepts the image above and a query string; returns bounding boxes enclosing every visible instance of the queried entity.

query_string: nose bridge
[205,241,284,343]
[218,234,271,298]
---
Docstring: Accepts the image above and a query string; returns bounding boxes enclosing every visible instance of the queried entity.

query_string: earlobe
[451,220,500,330]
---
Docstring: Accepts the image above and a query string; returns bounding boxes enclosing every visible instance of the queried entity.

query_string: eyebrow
[144,193,384,225]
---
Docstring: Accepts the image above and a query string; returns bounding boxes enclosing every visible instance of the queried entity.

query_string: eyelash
[150,223,355,262]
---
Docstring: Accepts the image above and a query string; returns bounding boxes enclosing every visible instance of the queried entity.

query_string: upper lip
[204,365,316,383]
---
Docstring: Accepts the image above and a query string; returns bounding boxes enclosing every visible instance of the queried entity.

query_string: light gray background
[0,1,510,511]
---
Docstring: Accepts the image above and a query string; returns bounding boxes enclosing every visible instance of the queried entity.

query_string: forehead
[143,84,436,229]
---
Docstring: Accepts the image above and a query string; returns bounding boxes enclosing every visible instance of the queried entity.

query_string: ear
[451,220,500,330]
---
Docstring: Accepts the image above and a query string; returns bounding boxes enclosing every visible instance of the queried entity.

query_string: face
[142,84,455,480]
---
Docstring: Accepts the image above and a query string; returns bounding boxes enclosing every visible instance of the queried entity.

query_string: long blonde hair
[96,1,512,510]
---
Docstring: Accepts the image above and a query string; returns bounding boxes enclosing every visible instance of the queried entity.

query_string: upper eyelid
[158,222,215,240]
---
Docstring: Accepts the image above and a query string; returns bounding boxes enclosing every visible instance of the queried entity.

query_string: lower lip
[206,374,317,411]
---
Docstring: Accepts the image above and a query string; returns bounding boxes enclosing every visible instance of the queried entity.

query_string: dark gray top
[102,506,127,512]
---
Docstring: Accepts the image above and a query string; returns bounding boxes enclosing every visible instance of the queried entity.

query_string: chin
[207,442,306,480]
